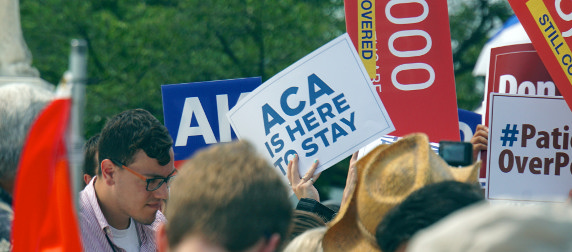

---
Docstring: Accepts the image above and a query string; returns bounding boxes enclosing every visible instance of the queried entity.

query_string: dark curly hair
[83,133,100,180]
[98,109,173,175]
[375,181,484,252]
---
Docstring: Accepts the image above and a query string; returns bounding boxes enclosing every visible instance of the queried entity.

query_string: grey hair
[0,83,53,181]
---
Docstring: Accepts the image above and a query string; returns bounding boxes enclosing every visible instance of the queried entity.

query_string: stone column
[0,0,40,77]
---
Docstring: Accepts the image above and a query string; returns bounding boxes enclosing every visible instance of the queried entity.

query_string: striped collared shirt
[79,178,166,252]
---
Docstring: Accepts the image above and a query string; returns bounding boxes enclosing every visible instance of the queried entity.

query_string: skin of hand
[286,154,321,201]
[470,124,489,162]
[341,152,358,207]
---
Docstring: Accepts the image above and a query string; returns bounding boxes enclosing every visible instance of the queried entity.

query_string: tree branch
[214,30,248,77]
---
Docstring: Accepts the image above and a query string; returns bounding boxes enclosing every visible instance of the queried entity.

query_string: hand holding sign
[471,124,489,163]
[341,152,359,208]
[287,154,321,201]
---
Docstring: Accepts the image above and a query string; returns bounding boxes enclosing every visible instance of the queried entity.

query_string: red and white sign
[344,0,459,143]
[479,43,563,179]
[485,43,561,126]
[509,0,572,111]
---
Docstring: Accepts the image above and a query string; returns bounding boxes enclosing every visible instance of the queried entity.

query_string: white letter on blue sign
[217,92,250,142]
[175,97,217,146]
[217,94,231,142]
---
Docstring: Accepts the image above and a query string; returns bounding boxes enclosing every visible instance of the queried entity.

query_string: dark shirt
[0,187,13,250]
[296,198,337,223]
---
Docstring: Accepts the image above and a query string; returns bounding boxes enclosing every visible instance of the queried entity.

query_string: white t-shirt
[110,218,140,252]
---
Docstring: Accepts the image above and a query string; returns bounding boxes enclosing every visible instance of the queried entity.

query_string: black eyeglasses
[110,159,177,191]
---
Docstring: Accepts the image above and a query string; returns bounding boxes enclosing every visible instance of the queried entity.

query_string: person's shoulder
[78,188,93,217]
[78,180,98,214]
[157,209,166,220]
[151,210,166,230]
[78,185,104,235]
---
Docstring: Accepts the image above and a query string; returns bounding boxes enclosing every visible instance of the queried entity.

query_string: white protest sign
[487,93,572,203]
[227,33,394,178]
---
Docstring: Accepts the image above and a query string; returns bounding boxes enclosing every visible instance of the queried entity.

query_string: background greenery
[20,0,513,200]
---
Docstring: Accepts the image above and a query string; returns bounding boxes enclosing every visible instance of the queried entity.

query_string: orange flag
[12,98,82,251]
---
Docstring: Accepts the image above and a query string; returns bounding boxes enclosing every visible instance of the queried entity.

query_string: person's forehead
[130,149,175,176]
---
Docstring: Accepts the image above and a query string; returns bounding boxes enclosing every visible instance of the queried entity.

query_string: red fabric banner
[344,0,460,142]
[509,0,572,111]
[12,98,82,251]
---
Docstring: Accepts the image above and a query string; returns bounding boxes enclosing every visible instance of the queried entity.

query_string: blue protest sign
[458,108,482,142]
[161,77,262,161]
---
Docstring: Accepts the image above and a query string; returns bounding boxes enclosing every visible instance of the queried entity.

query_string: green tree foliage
[20,0,346,137]
[449,0,513,110]
[19,0,513,199]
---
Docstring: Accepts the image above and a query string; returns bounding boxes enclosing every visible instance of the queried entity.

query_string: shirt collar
[84,177,114,232]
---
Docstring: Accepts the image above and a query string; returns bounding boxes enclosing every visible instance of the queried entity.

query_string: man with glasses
[79,109,176,252]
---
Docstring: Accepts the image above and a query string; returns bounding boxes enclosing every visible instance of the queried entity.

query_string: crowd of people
[2,82,572,252]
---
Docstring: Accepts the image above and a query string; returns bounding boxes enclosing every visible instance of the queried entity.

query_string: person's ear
[100,159,117,186]
[259,234,280,252]
[83,174,92,186]
[156,223,169,252]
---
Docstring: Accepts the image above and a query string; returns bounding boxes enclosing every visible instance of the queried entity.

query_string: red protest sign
[485,43,561,126]
[344,0,460,142]
[509,0,572,111]
[480,43,561,179]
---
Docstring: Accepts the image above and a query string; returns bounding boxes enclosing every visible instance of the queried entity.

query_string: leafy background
[20,0,513,200]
